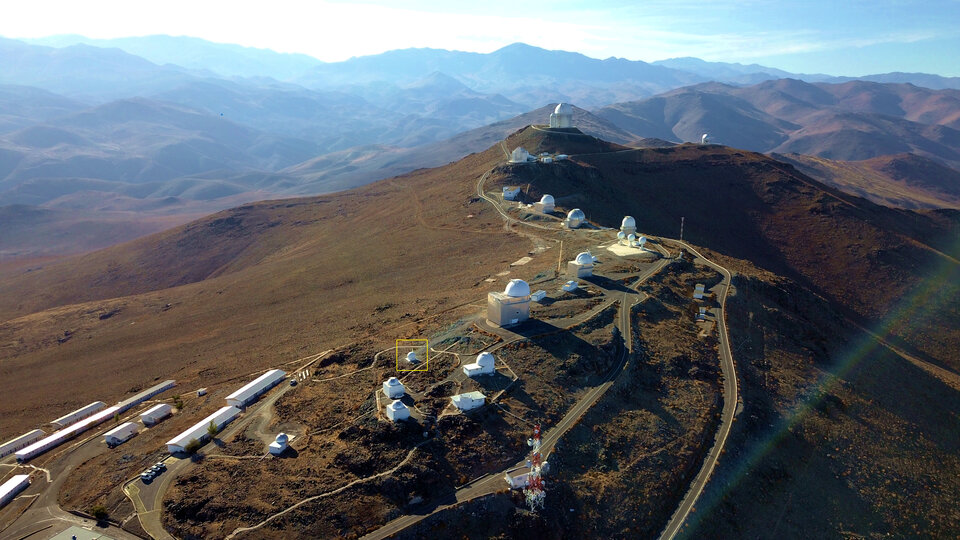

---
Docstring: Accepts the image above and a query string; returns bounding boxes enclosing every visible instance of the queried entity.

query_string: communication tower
[524,423,548,511]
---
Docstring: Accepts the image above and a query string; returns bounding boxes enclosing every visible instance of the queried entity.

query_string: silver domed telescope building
[549,103,574,128]
[567,251,595,278]
[564,208,585,228]
[487,279,532,327]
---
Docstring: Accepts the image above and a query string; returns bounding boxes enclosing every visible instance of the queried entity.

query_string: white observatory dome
[639,236,647,244]
[504,279,531,298]
[567,208,585,227]
[555,103,573,115]
[628,233,637,241]
[405,351,418,362]
[540,194,555,205]
[617,231,626,239]
[476,352,495,367]
[575,251,593,265]
[621,216,636,229]
[275,433,289,445]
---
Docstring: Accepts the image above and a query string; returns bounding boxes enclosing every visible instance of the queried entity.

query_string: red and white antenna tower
[524,423,548,511]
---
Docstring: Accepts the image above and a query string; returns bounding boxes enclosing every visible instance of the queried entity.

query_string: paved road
[657,241,738,540]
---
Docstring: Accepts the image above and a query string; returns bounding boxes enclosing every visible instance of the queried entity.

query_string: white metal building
[166,406,241,454]
[385,400,411,422]
[51,401,106,428]
[117,380,176,413]
[502,186,521,200]
[140,403,173,426]
[451,391,486,411]
[567,251,595,278]
[694,283,706,299]
[487,279,531,327]
[621,216,637,236]
[225,369,286,408]
[17,406,120,462]
[534,194,555,213]
[269,433,289,455]
[562,280,579,292]
[0,474,30,509]
[565,208,585,228]
[531,290,547,302]
[103,422,138,447]
[383,377,406,399]
[549,103,574,128]
[509,147,531,163]
[463,352,496,377]
[0,429,45,458]
[504,467,531,489]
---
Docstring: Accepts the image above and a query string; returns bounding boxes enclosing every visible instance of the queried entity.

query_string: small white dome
[386,376,402,386]
[504,279,531,298]
[567,208,584,220]
[621,216,636,228]
[540,194,554,205]
[555,103,573,115]
[617,231,626,239]
[628,234,637,241]
[405,351,418,362]
[476,352,495,367]
[638,236,647,244]
[275,433,289,445]
[575,251,593,265]
[388,400,408,411]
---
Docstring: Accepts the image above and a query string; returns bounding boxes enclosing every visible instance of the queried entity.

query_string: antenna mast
[524,423,547,511]
[680,216,684,241]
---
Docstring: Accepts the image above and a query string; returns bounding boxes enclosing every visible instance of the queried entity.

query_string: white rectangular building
[117,380,176,413]
[165,406,240,454]
[140,403,173,426]
[103,422,138,447]
[0,429,45,458]
[0,474,30,509]
[225,369,286,408]
[16,405,120,462]
[51,401,106,428]
[451,391,485,411]
[504,467,531,489]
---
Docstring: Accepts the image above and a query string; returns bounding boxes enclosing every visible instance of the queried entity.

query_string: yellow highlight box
[396,338,429,372]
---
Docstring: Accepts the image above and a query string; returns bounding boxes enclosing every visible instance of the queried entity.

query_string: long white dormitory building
[0,475,30,509]
[14,379,177,462]
[226,369,286,408]
[166,406,240,454]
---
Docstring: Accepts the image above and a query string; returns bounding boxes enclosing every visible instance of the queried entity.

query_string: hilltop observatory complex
[488,279,532,327]
[549,103,574,128]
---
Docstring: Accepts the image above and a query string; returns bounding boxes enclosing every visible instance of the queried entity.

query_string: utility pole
[680,216,685,241]
[557,240,563,275]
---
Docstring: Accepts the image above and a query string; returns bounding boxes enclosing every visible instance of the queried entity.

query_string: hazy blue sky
[4,0,958,75]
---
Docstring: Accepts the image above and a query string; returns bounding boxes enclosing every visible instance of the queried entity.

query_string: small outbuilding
[567,251,595,278]
[103,422,138,447]
[487,279,532,327]
[386,400,411,422]
[504,467,531,489]
[694,283,706,300]
[383,377,406,399]
[562,280,579,292]
[451,391,485,411]
[463,352,496,377]
[502,186,521,200]
[509,147,531,163]
[531,290,547,302]
[140,403,173,426]
[269,433,289,455]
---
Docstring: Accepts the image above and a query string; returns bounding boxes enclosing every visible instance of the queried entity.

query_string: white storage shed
[104,422,138,447]
[226,369,286,408]
[140,403,173,426]
[0,429,45,458]
[451,391,486,411]
[166,405,241,454]
[117,380,176,413]
[0,474,30,509]
[51,401,106,428]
